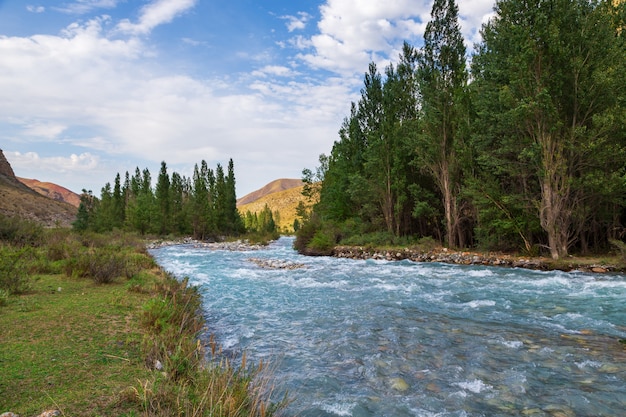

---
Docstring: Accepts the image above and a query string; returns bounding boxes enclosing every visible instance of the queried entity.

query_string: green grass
[0,222,286,417]
[0,273,153,416]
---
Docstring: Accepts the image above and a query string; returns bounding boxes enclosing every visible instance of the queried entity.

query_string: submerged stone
[390,377,409,391]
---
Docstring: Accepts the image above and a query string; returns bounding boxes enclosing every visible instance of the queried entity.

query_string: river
[150,236,626,417]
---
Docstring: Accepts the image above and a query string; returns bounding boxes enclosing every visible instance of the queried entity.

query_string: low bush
[308,229,336,255]
[0,246,32,295]
[65,247,128,284]
[0,214,43,247]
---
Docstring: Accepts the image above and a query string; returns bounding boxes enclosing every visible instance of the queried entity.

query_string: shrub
[293,214,326,254]
[308,229,335,255]
[0,246,31,295]
[65,247,128,284]
[0,214,43,247]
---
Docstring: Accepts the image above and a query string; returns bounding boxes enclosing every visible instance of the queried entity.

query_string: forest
[296,0,626,260]
[74,159,278,240]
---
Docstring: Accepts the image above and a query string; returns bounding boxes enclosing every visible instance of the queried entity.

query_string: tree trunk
[539,133,571,260]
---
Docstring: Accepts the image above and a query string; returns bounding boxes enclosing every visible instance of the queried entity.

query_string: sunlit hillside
[237,182,308,233]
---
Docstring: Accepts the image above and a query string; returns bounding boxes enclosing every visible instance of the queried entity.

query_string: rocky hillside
[0,149,77,227]
[17,177,81,208]
[237,179,308,232]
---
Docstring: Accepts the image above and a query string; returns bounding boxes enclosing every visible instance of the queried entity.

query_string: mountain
[237,178,304,206]
[17,177,81,208]
[0,149,77,227]
[237,179,307,232]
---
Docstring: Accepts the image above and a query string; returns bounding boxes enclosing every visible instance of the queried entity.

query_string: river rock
[248,258,305,270]
[1,413,19,417]
[390,377,409,391]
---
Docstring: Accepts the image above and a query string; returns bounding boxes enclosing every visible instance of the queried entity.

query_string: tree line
[73,159,275,239]
[298,0,626,259]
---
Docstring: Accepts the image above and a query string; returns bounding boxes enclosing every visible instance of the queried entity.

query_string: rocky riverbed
[146,238,266,251]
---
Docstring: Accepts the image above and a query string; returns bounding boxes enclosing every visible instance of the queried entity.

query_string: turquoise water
[150,237,626,417]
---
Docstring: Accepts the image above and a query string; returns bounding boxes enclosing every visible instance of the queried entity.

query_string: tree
[73,189,98,232]
[416,0,468,248]
[471,0,626,258]
[190,163,210,240]
[112,173,125,229]
[155,161,171,235]
[225,159,244,234]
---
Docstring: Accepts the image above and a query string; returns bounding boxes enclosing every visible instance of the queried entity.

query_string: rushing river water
[150,237,626,417]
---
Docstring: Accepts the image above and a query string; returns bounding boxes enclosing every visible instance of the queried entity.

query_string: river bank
[332,245,625,273]
[148,236,625,273]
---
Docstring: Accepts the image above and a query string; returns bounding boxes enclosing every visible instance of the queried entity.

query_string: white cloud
[116,0,197,36]
[1,0,498,196]
[294,0,495,76]
[53,0,119,15]
[8,151,99,173]
[251,65,297,78]
[294,0,431,75]
[26,5,45,13]
[281,12,312,32]
[22,122,67,139]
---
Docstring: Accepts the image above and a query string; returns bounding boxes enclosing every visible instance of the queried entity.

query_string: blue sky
[0,0,495,197]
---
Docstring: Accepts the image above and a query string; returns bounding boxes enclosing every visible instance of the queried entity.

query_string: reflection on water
[151,237,626,417]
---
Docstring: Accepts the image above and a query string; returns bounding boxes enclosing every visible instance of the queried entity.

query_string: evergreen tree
[112,173,125,229]
[155,161,171,235]
[73,189,98,232]
[190,163,210,240]
[226,159,244,234]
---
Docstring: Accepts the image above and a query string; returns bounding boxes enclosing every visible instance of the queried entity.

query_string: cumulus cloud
[293,0,495,75]
[116,0,197,36]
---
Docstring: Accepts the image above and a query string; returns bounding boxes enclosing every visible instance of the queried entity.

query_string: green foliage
[64,247,128,284]
[75,158,244,240]
[298,0,626,256]
[0,245,31,295]
[308,229,336,255]
[0,214,43,246]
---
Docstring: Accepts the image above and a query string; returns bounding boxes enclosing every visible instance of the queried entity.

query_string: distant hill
[237,178,304,206]
[0,149,77,227]
[237,179,308,233]
[18,177,81,208]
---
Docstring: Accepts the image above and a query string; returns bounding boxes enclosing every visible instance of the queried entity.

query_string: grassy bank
[0,217,285,416]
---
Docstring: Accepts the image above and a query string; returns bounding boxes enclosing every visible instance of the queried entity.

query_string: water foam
[454,379,493,394]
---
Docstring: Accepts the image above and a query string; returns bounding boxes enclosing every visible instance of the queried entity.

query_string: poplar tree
[416,0,468,248]
[471,0,626,258]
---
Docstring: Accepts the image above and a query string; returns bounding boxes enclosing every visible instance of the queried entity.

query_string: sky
[0,0,496,198]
